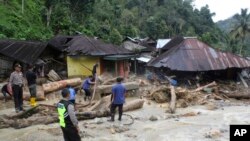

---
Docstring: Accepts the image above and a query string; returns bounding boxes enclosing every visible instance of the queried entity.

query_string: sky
[193,0,250,22]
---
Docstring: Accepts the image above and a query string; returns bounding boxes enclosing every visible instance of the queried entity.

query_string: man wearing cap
[57,88,81,141]
[9,64,24,113]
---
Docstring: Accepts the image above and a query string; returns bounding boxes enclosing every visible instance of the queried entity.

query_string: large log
[23,86,45,101]
[192,81,217,92]
[42,78,82,94]
[0,99,144,129]
[97,82,139,94]
[225,93,250,99]
[102,77,117,85]
[169,86,176,114]
[92,82,140,100]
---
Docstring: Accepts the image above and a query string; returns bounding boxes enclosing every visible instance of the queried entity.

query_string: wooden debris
[47,70,62,82]
[193,81,217,92]
[10,105,39,119]
[102,77,117,85]
[92,82,140,100]
[169,85,176,114]
[237,72,248,88]
[225,93,250,99]
[0,98,144,129]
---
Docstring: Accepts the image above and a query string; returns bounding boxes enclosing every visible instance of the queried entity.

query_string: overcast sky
[193,0,250,22]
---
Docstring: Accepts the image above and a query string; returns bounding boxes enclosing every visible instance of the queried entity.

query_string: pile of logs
[0,96,144,129]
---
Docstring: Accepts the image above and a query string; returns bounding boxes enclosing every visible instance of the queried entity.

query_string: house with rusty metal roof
[48,35,134,77]
[148,37,250,71]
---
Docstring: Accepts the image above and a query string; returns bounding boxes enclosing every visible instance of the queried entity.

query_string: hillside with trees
[217,9,250,56]
[0,0,249,56]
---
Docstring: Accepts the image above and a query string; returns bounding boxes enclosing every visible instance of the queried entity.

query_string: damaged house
[147,37,250,84]
[121,37,156,74]
[48,35,134,77]
[0,39,47,79]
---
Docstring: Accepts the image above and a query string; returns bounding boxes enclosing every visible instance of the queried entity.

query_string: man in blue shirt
[109,77,126,122]
[67,85,76,105]
[82,76,95,101]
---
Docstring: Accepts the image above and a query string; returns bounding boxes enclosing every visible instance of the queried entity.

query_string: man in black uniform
[57,89,81,141]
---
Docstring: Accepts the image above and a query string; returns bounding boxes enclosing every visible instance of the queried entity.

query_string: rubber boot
[33,98,37,107]
[30,97,37,107]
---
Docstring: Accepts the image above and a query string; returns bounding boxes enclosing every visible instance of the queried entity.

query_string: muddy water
[0,100,250,141]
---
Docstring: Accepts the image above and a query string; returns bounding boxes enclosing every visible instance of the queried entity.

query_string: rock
[110,128,116,134]
[176,99,188,108]
[95,118,104,124]
[204,129,222,138]
[125,134,137,138]
[182,112,198,117]
[149,115,158,121]
[206,103,218,110]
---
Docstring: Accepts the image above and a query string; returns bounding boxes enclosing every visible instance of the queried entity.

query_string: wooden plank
[237,72,248,88]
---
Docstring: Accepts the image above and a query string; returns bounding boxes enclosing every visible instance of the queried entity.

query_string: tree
[230,8,250,55]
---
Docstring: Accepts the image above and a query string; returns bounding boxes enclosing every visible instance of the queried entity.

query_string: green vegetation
[0,0,249,56]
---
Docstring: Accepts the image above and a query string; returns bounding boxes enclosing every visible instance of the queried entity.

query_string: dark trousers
[12,85,23,110]
[61,126,81,141]
[110,103,123,121]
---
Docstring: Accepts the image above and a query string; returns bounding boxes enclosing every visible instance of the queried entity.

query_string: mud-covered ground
[0,98,250,141]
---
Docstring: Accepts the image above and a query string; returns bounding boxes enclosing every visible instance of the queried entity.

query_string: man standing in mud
[9,64,24,113]
[109,77,126,122]
[57,88,81,141]
[26,65,37,107]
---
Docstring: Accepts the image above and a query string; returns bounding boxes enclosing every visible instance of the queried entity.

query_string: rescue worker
[109,77,126,122]
[9,64,24,113]
[57,88,81,141]
[82,75,95,101]
[26,65,37,107]
[67,85,76,105]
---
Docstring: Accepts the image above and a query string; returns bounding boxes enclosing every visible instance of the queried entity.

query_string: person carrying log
[26,65,37,107]
[57,89,81,141]
[109,77,126,122]
[9,64,24,113]
[82,75,95,101]
[92,63,98,81]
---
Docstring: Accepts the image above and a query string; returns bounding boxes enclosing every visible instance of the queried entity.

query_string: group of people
[1,63,127,141]
[1,64,37,112]
[58,77,127,141]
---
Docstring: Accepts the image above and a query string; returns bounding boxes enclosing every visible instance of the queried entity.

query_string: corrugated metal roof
[49,35,132,56]
[0,39,47,64]
[148,38,250,71]
[122,41,147,52]
[156,39,171,48]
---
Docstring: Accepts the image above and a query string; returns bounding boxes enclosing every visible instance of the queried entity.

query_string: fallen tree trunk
[92,82,140,100]
[42,78,82,94]
[10,105,40,119]
[169,86,176,114]
[102,77,117,85]
[193,81,217,92]
[225,93,250,99]
[0,99,144,129]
